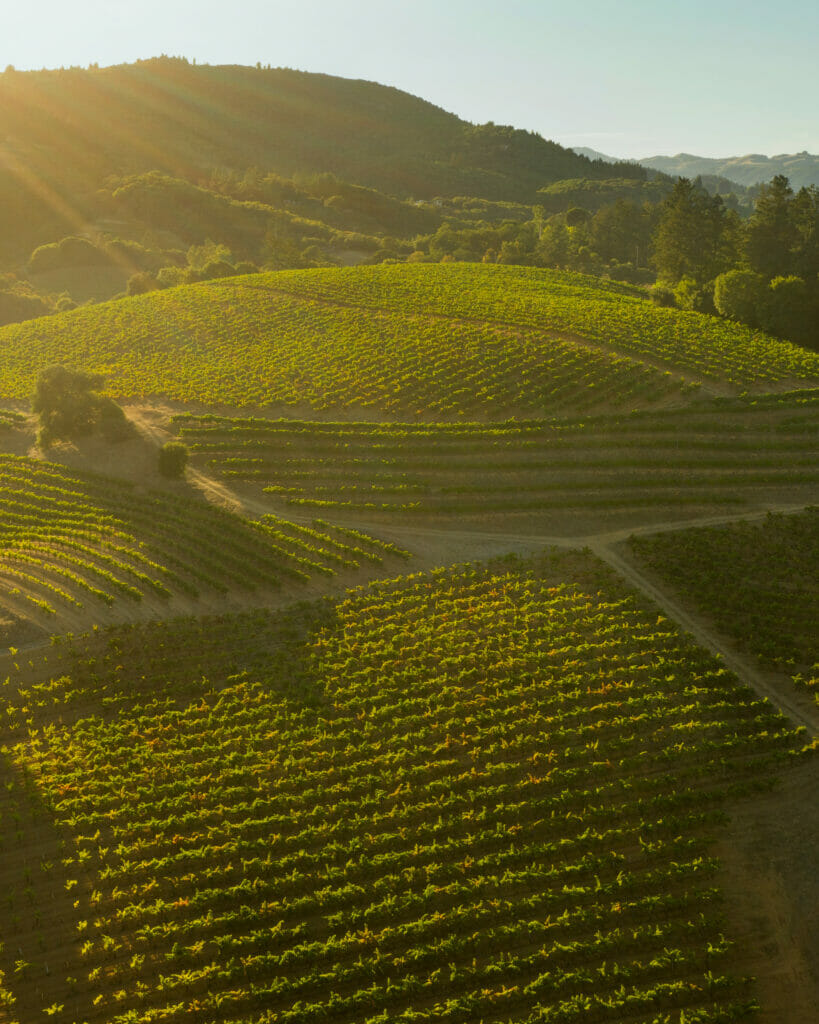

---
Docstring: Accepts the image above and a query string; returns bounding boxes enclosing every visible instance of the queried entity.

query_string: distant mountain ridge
[572,147,819,190]
[641,152,819,190]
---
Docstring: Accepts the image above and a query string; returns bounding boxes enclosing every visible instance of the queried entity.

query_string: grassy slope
[1,265,816,419]
[0,59,610,259]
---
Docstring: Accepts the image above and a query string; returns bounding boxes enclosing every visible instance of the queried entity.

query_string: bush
[158,441,188,478]
[32,364,131,446]
[104,238,164,273]
[127,272,160,295]
[759,275,816,347]
[200,259,236,279]
[714,269,765,326]
[156,265,187,288]
[606,261,653,285]
[674,276,716,315]
[28,236,109,274]
[97,399,133,441]
[650,284,676,307]
[0,278,53,325]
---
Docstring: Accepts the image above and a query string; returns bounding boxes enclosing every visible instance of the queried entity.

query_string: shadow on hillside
[0,748,99,1022]
[29,598,338,727]
[0,597,341,1015]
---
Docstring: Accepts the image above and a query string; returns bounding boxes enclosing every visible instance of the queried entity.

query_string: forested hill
[0,57,640,251]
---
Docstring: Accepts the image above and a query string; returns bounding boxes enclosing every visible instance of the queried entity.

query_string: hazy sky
[4,0,818,158]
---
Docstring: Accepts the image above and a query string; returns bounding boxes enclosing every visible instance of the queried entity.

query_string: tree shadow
[0,746,99,1022]
[0,596,340,1015]
[20,596,338,729]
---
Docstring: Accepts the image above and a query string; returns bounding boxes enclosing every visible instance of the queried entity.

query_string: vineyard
[172,391,819,525]
[627,508,819,689]
[0,454,406,634]
[0,549,809,1024]
[0,266,818,419]
[0,255,815,1023]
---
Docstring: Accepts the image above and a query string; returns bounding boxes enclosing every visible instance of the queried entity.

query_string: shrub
[156,266,187,288]
[158,441,189,478]
[760,275,816,348]
[0,278,53,325]
[127,272,160,295]
[674,276,716,315]
[28,236,109,274]
[200,259,236,280]
[650,284,676,307]
[32,365,131,446]
[714,269,765,326]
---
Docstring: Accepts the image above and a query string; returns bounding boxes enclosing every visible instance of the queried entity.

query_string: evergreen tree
[746,175,799,278]
[651,178,733,285]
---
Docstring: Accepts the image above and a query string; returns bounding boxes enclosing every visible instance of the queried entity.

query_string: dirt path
[714,759,819,1024]
[125,402,819,732]
[5,403,818,1024]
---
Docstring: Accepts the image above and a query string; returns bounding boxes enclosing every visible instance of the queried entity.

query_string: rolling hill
[0,255,816,1024]
[573,147,819,190]
[640,151,819,190]
[0,58,639,259]
[1,264,817,421]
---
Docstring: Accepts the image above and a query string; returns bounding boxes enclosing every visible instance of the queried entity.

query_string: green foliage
[158,440,189,478]
[3,266,818,419]
[0,549,802,1020]
[759,275,817,348]
[652,178,735,286]
[28,236,109,274]
[649,284,676,307]
[0,59,644,264]
[155,265,187,288]
[538,177,667,215]
[629,509,819,675]
[0,455,392,623]
[103,237,165,273]
[711,183,819,349]
[0,276,53,326]
[713,269,766,326]
[175,394,819,520]
[186,239,233,270]
[32,364,131,447]
[746,175,800,278]
[674,276,716,315]
[126,271,159,295]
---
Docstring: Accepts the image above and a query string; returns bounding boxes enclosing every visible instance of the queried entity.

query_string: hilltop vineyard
[1,266,818,420]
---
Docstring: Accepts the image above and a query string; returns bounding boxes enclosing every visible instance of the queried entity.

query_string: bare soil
[716,759,819,1024]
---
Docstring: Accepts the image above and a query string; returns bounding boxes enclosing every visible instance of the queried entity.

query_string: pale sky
[4,0,818,158]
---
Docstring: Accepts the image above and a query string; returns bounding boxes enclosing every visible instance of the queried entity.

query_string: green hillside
[173,392,819,525]
[0,549,804,1023]
[1,265,816,420]
[0,48,816,1024]
[0,58,635,258]
[0,453,406,635]
[628,509,819,679]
